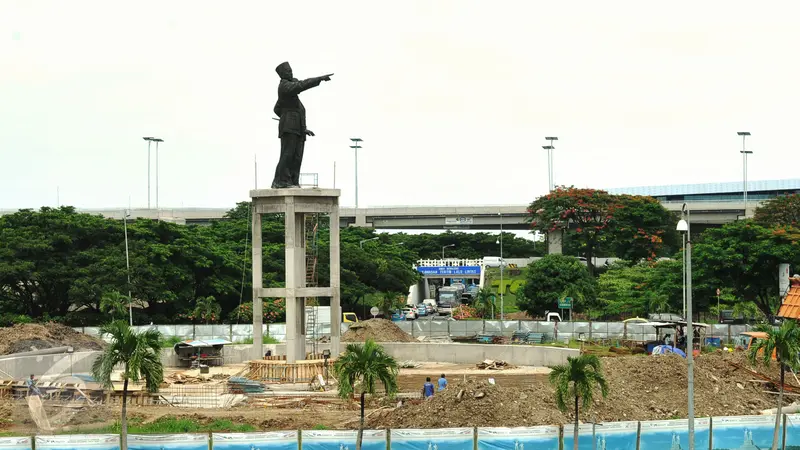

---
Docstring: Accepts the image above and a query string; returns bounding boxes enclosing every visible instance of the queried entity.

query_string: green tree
[528,187,621,275]
[100,291,130,320]
[92,321,163,450]
[596,261,682,318]
[192,296,221,324]
[473,287,497,319]
[520,255,596,316]
[333,340,399,450]
[611,195,678,263]
[754,194,800,227]
[693,221,800,317]
[748,321,800,450]
[549,354,609,450]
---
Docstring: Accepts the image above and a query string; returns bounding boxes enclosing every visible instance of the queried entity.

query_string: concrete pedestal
[250,188,341,363]
[547,230,563,255]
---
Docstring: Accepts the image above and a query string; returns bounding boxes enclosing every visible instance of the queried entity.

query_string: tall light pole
[496,212,504,321]
[543,136,558,191]
[143,137,154,208]
[737,131,752,217]
[350,138,363,208]
[123,210,133,326]
[153,138,164,210]
[677,204,695,450]
[441,244,455,260]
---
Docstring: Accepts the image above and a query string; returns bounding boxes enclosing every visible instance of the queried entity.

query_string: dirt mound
[342,319,414,343]
[372,351,782,428]
[0,323,106,355]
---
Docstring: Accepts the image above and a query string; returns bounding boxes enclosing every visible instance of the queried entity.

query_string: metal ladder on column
[304,214,320,357]
[305,305,318,357]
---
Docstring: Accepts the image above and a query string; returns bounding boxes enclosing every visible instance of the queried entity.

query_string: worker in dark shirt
[422,377,435,399]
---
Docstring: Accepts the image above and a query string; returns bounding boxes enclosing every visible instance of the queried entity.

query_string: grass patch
[235,334,280,345]
[98,416,256,434]
[159,335,185,348]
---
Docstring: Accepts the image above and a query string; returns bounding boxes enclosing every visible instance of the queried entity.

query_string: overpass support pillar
[547,230,563,255]
[249,188,342,363]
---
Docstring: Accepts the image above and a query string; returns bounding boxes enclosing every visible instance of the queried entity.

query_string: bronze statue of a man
[271,62,333,189]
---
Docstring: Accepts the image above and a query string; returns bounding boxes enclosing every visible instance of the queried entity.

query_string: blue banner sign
[417,266,481,276]
[35,435,119,450]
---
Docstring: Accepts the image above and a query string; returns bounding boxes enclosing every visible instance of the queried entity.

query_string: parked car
[415,304,427,317]
[390,309,405,321]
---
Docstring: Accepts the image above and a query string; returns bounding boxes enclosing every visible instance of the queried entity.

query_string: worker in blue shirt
[422,377,435,399]
[26,374,41,397]
[438,374,447,391]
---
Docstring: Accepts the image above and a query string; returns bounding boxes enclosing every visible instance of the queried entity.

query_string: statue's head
[276,62,293,80]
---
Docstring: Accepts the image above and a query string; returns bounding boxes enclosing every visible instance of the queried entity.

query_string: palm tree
[549,354,609,450]
[748,321,800,450]
[192,296,221,324]
[474,288,496,319]
[92,321,163,450]
[100,291,129,319]
[333,339,399,450]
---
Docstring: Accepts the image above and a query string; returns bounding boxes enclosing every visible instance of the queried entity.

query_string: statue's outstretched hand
[321,73,333,82]
[306,129,315,137]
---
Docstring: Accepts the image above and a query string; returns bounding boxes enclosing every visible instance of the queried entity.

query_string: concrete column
[547,230,563,255]
[330,207,341,355]
[295,212,306,357]
[252,212,263,360]
[285,199,303,363]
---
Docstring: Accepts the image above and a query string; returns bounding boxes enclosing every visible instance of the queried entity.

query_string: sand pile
[0,323,106,355]
[372,352,784,427]
[342,319,414,343]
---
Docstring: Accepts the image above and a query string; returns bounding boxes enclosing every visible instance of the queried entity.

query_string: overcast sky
[2,1,799,210]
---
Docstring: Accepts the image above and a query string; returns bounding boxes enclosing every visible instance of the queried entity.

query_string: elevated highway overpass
[0,199,754,229]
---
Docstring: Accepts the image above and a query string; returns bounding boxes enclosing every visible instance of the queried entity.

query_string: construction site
[0,318,797,436]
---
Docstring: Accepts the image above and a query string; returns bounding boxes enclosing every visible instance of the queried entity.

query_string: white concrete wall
[0,351,101,380]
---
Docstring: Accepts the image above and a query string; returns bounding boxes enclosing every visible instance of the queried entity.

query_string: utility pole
[543,137,558,191]
[123,210,133,326]
[143,137,153,208]
[350,138,362,208]
[737,131,752,217]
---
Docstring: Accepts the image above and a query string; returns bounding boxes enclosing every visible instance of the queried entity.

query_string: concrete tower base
[250,188,341,363]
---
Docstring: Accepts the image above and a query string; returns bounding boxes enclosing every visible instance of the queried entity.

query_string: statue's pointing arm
[280,74,334,96]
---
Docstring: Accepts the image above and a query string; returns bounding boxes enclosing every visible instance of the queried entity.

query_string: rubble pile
[0,323,106,355]
[342,319,414,343]
[372,352,784,427]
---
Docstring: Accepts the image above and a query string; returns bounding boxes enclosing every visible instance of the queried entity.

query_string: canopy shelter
[173,338,231,368]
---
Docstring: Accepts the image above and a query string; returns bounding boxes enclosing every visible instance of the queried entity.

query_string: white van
[483,256,506,267]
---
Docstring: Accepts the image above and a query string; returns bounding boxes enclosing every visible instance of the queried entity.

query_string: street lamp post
[677,204,695,450]
[359,237,379,249]
[496,212,504,321]
[543,136,558,191]
[123,210,133,326]
[143,137,153,208]
[737,132,752,217]
[143,137,164,210]
[350,138,363,208]
[441,244,455,260]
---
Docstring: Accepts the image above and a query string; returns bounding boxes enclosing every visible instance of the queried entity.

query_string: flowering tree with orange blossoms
[527,187,622,275]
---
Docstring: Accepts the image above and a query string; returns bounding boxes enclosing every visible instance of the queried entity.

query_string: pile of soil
[0,323,106,355]
[371,352,785,428]
[342,319,414,343]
